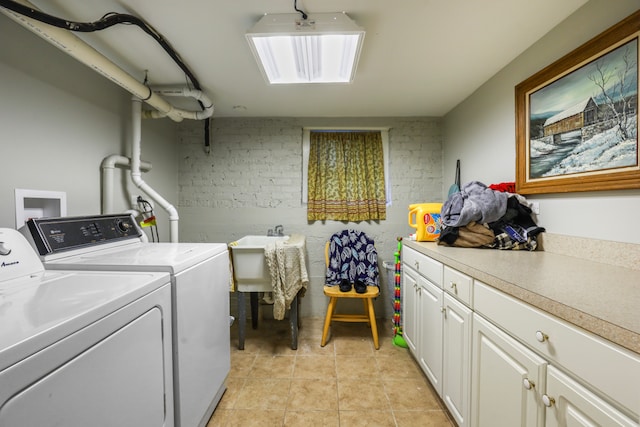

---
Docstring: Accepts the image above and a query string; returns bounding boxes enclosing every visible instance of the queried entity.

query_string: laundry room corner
[0,12,180,241]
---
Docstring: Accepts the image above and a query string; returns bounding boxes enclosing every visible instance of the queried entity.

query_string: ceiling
[21,0,589,118]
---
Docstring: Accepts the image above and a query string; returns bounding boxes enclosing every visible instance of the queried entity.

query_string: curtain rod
[303,127,391,132]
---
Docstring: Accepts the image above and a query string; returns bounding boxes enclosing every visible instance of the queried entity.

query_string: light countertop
[403,240,640,354]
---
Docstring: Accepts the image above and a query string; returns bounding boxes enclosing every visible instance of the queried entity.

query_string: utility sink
[229,235,289,292]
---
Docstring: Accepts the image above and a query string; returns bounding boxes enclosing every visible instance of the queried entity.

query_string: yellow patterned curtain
[307,131,386,221]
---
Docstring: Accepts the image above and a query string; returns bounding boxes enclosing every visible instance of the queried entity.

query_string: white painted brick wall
[177,116,443,323]
[179,118,303,209]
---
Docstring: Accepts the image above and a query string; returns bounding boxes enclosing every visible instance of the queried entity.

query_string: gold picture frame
[515,11,640,194]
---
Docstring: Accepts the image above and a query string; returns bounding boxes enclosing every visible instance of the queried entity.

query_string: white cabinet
[471,313,546,427]
[401,264,419,355]
[402,255,444,393]
[403,243,640,427]
[544,365,638,427]
[443,293,472,427]
[402,246,471,427]
[418,275,444,394]
[444,265,473,306]
[473,280,640,427]
[403,245,443,286]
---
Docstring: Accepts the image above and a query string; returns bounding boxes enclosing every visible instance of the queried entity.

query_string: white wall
[443,0,640,245]
[177,117,443,318]
[0,13,179,240]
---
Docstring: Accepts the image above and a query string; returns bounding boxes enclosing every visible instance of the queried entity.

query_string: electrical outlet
[130,195,153,209]
[530,202,540,214]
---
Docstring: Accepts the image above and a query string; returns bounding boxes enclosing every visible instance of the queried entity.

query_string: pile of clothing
[439,181,544,250]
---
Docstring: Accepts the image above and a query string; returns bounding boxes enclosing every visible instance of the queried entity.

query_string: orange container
[408,203,443,241]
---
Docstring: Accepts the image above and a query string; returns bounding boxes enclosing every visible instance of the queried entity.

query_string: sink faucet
[267,228,274,236]
[274,225,284,236]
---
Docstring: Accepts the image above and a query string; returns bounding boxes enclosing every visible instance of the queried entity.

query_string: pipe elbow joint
[131,172,143,186]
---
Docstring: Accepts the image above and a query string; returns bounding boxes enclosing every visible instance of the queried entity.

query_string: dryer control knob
[0,241,12,256]
[115,219,130,233]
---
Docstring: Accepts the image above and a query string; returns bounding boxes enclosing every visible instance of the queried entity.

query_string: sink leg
[250,292,259,329]
[237,291,246,350]
[290,292,299,350]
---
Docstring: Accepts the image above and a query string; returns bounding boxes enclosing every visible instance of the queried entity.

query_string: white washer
[22,214,231,427]
[0,227,173,427]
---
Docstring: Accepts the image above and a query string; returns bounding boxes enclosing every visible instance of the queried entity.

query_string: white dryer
[22,214,231,427]
[0,227,173,427]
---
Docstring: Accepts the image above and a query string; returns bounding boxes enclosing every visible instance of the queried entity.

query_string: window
[302,127,390,221]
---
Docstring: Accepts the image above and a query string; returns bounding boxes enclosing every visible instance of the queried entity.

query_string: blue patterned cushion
[326,229,379,287]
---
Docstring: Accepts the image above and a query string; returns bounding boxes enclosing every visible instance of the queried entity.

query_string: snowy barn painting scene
[528,37,638,179]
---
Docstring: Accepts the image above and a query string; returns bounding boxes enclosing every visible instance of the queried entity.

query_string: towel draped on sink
[264,234,309,320]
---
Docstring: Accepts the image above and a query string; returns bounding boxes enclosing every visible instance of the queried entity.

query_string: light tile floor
[207,317,455,427]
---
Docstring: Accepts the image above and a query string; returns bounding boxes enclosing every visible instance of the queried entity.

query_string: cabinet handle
[542,394,555,407]
[523,378,535,390]
[449,282,457,292]
[535,330,548,342]
[440,306,446,313]
[414,261,419,270]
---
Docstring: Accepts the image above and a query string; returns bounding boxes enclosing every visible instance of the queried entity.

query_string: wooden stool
[320,284,380,349]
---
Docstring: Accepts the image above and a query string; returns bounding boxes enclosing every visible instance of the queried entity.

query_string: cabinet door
[544,365,638,427]
[401,263,418,355]
[442,293,473,427]
[417,276,444,396]
[475,280,640,415]
[471,314,546,427]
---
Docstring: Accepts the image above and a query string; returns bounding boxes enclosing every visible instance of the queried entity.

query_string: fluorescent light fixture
[246,12,365,84]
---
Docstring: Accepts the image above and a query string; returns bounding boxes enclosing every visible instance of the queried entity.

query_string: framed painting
[515,11,640,194]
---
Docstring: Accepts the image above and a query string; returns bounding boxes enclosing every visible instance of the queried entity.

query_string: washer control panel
[24,214,142,255]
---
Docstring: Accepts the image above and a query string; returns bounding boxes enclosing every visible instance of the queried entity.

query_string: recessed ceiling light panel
[246,12,365,84]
